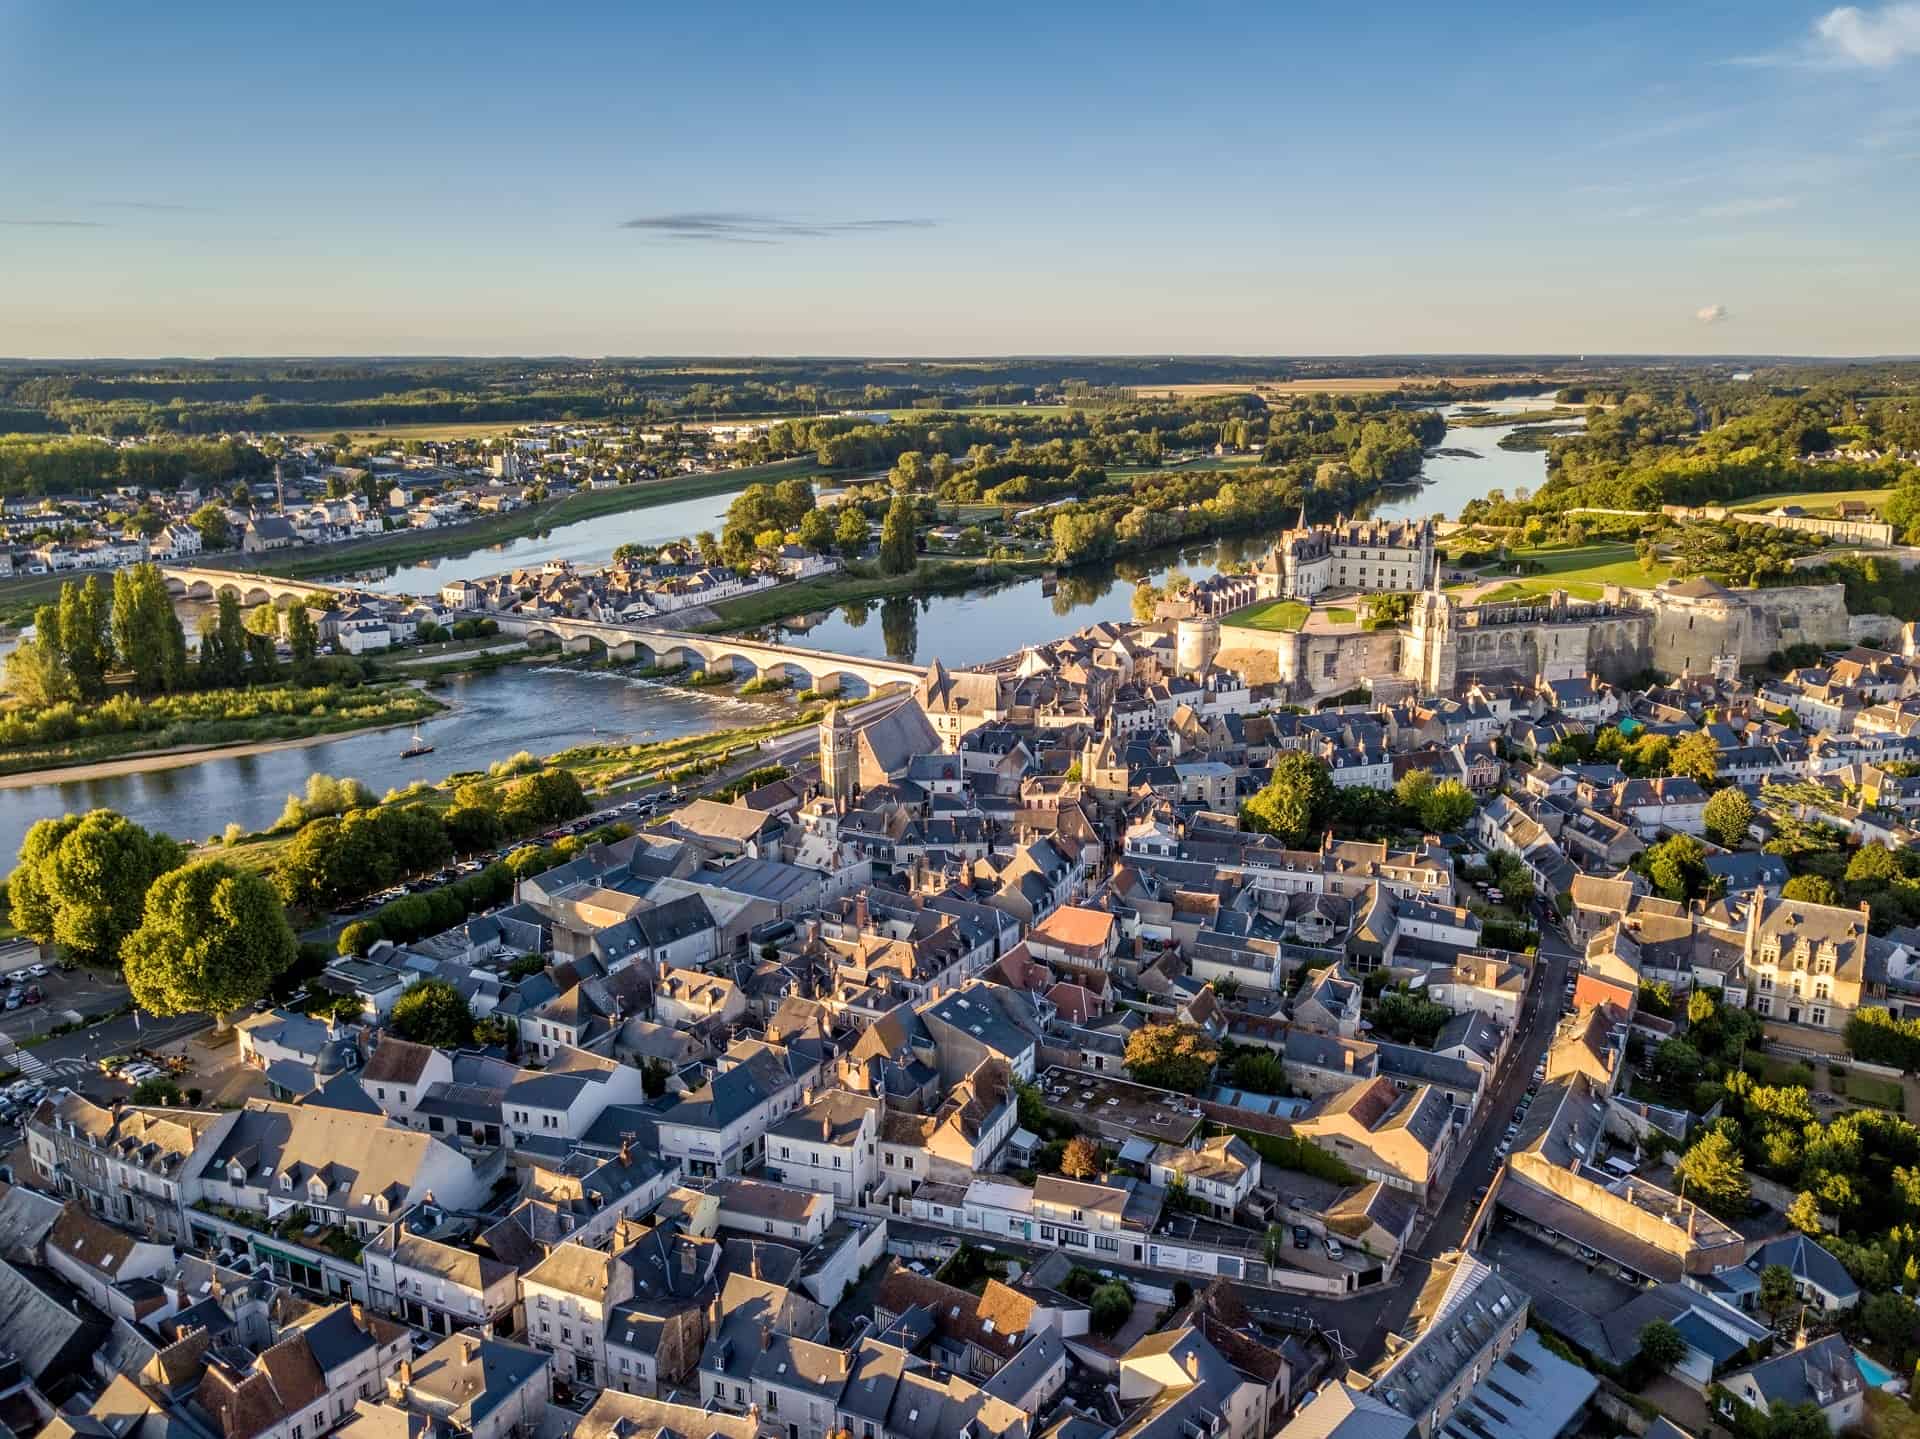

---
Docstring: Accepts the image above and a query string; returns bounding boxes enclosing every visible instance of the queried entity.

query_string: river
[0,666,789,856]
[0,398,1568,857]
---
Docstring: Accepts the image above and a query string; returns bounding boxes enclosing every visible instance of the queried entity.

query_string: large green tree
[1635,1319,1685,1374]
[111,563,186,694]
[1674,1126,1750,1215]
[389,978,474,1047]
[1241,752,1335,847]
[122,860,296,1017]
[9,810,185,967]
[834,505,868,560]
[286,604,319,682]
[878,494,917,575]
[1645,833,1711,902]
[198,591,249,688]
[1703,787,1754,849]
[58,574,114,700]
[1669,730,1719,785]
[1123,1023,1219,1093]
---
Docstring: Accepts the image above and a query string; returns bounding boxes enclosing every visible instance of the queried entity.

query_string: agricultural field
[1133,374,1550,400]
[288,419,550,446]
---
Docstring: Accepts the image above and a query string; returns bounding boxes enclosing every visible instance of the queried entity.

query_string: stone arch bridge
[159,565,353,608]
[488,611,921,694]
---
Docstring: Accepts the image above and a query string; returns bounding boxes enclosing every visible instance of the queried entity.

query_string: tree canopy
[8,810,184,967]
[122,861,296,1017]
[1123,1023,1219,1093]
[388,978,475,1048]
[1241,752,1334,847]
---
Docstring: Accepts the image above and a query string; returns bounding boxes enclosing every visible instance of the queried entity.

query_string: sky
[3,0,1920,357]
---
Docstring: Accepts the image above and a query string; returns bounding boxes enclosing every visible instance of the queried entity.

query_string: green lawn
[1729,488,1893,515]
[1325,606,1357,625]
[1223,599,1308,632]
[1470,542,1670,599]
[1838,1071,1905,1112]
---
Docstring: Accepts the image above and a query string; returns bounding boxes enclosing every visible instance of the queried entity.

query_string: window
[1095,1235,1119,1253]
[1756,996,1772,1017]
[1810,1007,1828,1028]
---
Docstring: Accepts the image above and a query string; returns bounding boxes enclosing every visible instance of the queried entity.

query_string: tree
[879,494,917,575]
[1089,1282,1134,1336]
[58,574,113,700]
[1670,729,1719,785]
[641,1056,672,1097]
[1646,833,1711,902]
[112,564,185,695]
[834,505,868,560]
[1781,874,1839,906]
[123,861,296,1019]
[1061,1135,1102,1180]
[9,810,185,968]
[1241,752,1335,847]
[1635,1318,1685,1375]
[1123,1023,1219,1093]
[191,502,232,550]
[389,978,474,1047]
[1846,842,1903,890]
[797,506,835,552]
[198,591,248,688]
[1418,778,1476,834]
[286,604,319,681]
[1762,1402,1832,1439]
[131,1077,183,1105]
[1758,1263,1797,1325]
[1786,1189,1824,1233]
[1674,1127,1750,1214]
[1704,787,1754,849]
[3,632,72,706]
[1688,987,1717,1027]
[337,920,384,957]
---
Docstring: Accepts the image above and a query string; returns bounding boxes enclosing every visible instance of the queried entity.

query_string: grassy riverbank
[697,556,1049,631]
[216,704,825,878]
[1449,406,1582,428]
[0,680,445,778]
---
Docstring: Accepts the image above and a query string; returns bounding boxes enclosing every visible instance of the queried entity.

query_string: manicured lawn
[1729,488,1892,515]
[1838,1072,1905,1112]
[1471,542,1670,598]
[1224,599,1308,632]
[1324,606,1357,625]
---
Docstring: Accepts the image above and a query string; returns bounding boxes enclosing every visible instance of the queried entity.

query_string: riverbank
[697,556,1051,631]
[0,682,446,780]
[0,701,448,788]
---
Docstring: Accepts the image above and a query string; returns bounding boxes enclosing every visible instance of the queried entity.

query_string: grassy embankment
[697,556,1050,632]
[1463,541,1673,601]
[0,681,445,778]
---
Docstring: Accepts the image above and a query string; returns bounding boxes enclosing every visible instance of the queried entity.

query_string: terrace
[1035,1066,1204,1146]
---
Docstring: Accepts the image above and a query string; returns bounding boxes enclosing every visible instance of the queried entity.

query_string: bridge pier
[700,653,735,676]
[564,634,595,655]
[809,671,843,695]
[610,640,640,662]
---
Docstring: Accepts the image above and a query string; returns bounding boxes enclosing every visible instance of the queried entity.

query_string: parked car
[2,969,25,984]
[26,964,47,978]
[1324,1238,1345,1261]
[1292,1225,1310,1249]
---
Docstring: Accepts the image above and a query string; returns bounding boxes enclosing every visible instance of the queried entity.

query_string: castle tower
[1405,587,1458,696]
[820,704,857,811]
[1175,614,1220,677]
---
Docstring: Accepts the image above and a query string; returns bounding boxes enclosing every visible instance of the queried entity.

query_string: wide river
[0,398,1568,855]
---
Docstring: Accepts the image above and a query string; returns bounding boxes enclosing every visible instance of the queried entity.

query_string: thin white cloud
[1697,195,1798,219]
[1815,3,1920,66]
[1696,303,1731,323]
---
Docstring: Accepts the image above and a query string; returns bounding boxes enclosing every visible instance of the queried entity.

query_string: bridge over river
[156,566,922,694]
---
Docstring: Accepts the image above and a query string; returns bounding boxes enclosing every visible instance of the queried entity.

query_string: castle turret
[1175,614,1220,676]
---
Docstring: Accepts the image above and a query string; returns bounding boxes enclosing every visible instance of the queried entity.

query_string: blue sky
[4,0,1919,357]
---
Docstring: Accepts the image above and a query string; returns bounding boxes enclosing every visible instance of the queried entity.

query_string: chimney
[760,1324,773,1351]
[1342,1048,1354,1073]
[619,1138,632,1167]
[399,1359,413,1386]
[1184,1351,1200,1380]
[465,1335,480,1363]
[751,1249,761,1281]
[351,1301,365,1329]
[708,1291,722,1329]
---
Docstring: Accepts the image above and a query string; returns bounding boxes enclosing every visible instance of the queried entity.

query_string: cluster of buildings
[13,581,1920,1439]
[437,546,838,627]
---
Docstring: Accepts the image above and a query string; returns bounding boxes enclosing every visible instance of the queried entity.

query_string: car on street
[3,969,26,984]
[1291,1225,1310,1249]
[26,964,47,978]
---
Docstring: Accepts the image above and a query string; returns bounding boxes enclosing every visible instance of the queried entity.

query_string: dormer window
[374,1194,390,1216]
[279,1174,293,1192]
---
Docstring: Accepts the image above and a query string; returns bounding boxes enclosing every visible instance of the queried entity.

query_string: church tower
[1406,585,1458,696]
[820,703,857,811]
